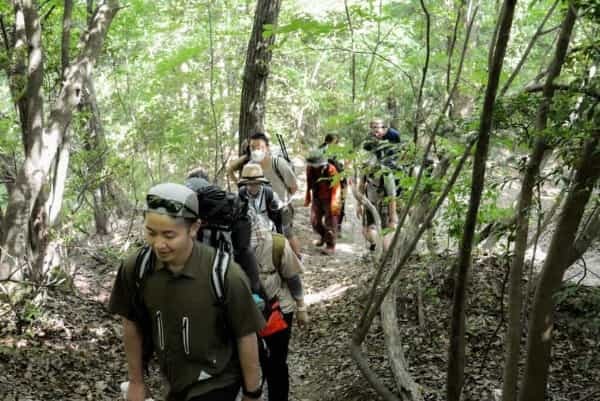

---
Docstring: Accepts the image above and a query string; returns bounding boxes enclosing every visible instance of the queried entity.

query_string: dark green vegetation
[1,1,599,400]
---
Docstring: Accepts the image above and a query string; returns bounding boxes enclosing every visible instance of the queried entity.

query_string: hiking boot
[321,247,335,256]
[312,238,325,247]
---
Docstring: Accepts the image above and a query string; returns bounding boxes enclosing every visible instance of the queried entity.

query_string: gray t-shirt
[263,155,297,203]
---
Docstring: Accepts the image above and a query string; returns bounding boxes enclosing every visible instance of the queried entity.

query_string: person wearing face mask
[237,163,283,233]
[247,132,301,260]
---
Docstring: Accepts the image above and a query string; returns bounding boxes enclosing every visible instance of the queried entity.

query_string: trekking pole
[276,133,290,163]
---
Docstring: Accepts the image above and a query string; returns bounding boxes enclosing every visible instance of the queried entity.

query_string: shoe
[368,243,376,252]
[312,239,325,247]
[321,247,335,256]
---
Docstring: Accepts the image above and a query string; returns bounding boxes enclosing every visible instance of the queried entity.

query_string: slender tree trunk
[446,2,517,400]
[0,0,120,280]
[83,77,110,234]
[412,0,431,145]
[518,132,600,401]
[501,5,577,401]
[43,0,75,229]
[238,0,282,152]
[344,0,356,104]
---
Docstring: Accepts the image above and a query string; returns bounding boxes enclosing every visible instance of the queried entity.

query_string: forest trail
[2,169,599,401]
[286,178,379,401]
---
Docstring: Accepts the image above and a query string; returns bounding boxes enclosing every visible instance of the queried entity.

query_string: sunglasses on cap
[146,194,197,217]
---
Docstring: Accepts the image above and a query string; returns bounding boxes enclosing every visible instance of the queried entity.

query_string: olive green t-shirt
[109,242,265,400]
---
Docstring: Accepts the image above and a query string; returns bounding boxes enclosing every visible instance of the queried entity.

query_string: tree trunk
[84,77,110,235]
[518,132,600,401]
[446,1,517,400]
[501,5,577,401]
[0,0,120,280]
[238,0,282,152]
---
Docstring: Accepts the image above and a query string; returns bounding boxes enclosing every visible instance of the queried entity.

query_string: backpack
[271,233,285,272]
[272,155,295,194]
[239,185,283,234]
[195,184,248,231]
[132,241,232,371]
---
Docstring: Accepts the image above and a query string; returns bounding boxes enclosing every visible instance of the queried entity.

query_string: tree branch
[413,0,431,144]
[524,82,600,100]
[500,0,561,96]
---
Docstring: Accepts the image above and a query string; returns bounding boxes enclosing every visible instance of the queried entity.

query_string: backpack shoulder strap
[271,233,285,272]
[209,238,231,306]
[272,156,290,192]
[134,245,155,288]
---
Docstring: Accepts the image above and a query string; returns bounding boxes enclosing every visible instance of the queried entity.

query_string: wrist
[242,384,263,399]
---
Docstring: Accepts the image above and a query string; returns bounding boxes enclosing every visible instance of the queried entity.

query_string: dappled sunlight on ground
[305,283,356,306]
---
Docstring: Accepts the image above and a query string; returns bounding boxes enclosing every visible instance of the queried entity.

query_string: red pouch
[259,301,289,337]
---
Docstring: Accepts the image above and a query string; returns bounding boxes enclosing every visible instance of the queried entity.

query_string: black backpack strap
[210,238,231,306]
[132,245,156,374]
[134,245,154,287]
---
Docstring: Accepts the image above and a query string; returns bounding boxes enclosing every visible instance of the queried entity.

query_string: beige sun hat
[238,162,270,185]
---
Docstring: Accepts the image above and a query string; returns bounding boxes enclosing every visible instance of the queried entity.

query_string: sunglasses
[146,194,197,217]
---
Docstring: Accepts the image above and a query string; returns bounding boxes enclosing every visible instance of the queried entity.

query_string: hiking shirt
[252,229,303,313]
[263,155,297,204]
[382,127,401,143]
[108,242,265,400]
[240,186,282,232]
[305,164,342,216]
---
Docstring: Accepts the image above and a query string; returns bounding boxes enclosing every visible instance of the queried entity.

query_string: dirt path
[285,187,387,401]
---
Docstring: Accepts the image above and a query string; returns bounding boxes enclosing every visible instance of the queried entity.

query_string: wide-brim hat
[238,162,270,185]
[306,149,327,167]
[145,182,199,218]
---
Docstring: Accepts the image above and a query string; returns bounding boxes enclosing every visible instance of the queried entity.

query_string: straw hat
[238,163,270,185]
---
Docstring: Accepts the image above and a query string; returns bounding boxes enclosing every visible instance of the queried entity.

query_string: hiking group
[110,121,408,401]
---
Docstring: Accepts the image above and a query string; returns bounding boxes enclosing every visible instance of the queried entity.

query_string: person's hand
[296,309,309,327]
[126,381,146,401]
[304,199,311,207]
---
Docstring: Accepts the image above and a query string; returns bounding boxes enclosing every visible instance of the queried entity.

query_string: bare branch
[500,0,561,96]
[525,82,600,100]
[412,0,431,144]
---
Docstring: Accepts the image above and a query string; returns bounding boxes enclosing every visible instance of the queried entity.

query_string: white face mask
[251,149,266,162]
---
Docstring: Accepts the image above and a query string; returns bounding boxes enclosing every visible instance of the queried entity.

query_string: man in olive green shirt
[109,183,265,401]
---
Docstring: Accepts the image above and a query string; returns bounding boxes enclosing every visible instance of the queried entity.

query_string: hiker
[318,133,347,235]
[249,215,308,401]
[237,163,283,233]
[357,118,405,251]
[109,183,265,401]
[248,132,302,259]
[304,149,343,255]
[184,173,263,296]
[368,118,401,143]
[357,157,398,252]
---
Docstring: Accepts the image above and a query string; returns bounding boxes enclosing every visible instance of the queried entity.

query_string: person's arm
[304,167,312,207]
[227,155,248,183]
[123,318,146,401]
[237,333,263,401]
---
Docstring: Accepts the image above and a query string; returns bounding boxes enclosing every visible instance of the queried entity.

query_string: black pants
[260,312,294,401]
[185,382,240,401]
